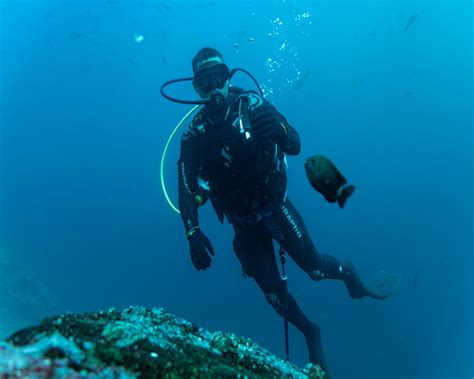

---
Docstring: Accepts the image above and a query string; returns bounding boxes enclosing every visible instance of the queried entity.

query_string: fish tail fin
[337,185,355,209]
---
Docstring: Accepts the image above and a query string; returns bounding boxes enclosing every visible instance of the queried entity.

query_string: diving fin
[305,322,331,378]
[337,185,356,209]
[342,261,401,300]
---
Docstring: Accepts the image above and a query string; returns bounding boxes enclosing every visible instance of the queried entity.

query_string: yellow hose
[160,105,201,214]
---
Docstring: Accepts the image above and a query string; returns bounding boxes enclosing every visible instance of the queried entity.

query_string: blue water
[1,1,472,378]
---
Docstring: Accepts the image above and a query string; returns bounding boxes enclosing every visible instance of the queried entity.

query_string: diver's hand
[249,106,287,144]
[188,228,215,271]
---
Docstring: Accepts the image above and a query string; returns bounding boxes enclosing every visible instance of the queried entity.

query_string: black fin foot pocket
[305,322,331,378]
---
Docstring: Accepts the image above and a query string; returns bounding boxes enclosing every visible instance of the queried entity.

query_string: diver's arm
[277,113,301,156]
[253,99,301,156]
[178,132,201,236]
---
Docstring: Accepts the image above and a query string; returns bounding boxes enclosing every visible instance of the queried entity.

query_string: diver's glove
[249,106,288,144]
[187,227,215,271]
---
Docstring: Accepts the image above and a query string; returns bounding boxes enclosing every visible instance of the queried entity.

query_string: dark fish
[404,14,417,34]
[161,56,168,64]
[304,155,356,209]
[352,79,366,91]
[295,69,311,90]
[88,27,101,34]
[412,272,419,288]
[160,1,170,11]
[401,90,414,97]
[239,28,248,37]
[69,32,84,40]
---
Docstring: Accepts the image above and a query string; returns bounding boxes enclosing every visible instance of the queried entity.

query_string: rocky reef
[0,306,325,378]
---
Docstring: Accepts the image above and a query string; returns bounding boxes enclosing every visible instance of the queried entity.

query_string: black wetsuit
[177,87,342,370]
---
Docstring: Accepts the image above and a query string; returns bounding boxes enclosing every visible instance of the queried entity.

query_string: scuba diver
[161,47,401,378]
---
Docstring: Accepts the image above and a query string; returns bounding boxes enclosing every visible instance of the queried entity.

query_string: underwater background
[0,0,472,378]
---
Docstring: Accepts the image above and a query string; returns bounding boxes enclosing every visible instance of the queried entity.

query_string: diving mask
[193,63,230,93]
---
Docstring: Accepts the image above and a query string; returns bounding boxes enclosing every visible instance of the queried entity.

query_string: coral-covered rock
[1,306,325,378]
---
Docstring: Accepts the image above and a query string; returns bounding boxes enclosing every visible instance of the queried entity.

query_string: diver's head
[192,47,230,99]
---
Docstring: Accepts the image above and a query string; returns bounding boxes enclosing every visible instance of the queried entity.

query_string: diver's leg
[232,221,331,376]
[277,198,343,278]
[266,290,330,377]
[278,198,400,300]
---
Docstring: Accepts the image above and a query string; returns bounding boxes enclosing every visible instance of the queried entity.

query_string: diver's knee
[264,292,283,313]
[308,269,326,281]
[308,321,321,338]
[308,260,344,281]
[265,292,279,307]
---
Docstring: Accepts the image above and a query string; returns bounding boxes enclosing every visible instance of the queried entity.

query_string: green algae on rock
[3,306,325,378]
